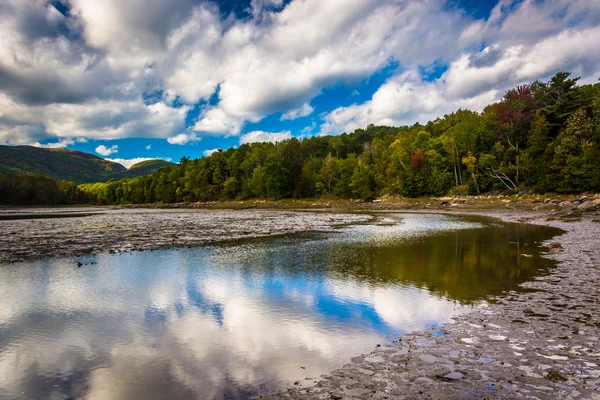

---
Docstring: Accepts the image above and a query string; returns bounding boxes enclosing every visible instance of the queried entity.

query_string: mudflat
[0,208,370,264]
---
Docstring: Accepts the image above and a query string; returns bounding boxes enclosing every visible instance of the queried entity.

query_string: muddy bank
[122,193,600,214]
[0,208,370,264]
[259,209,600,399]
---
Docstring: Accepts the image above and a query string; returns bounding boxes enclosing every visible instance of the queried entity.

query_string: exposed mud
[0,208,370,264]
[259,210,600,399]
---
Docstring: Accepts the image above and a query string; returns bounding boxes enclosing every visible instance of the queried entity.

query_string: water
[0,213,561,399]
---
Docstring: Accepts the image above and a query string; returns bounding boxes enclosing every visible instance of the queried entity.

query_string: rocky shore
[0,208,370,264]
[259,209,600,399]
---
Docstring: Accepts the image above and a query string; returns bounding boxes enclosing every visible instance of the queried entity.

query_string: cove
[0,213,562,399]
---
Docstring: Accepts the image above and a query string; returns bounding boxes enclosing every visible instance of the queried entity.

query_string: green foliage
[0,174,84,205]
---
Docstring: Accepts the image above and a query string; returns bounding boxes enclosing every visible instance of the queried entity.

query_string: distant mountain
[118,159,174,178]
[0,145,126,184]
[0,146,173,184]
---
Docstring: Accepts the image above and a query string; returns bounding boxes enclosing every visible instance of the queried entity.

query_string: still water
[0,213,561,399]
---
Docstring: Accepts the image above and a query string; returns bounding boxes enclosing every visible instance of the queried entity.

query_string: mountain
[118,159,174,178]
[0,145,176,184]
[0,145,126,184]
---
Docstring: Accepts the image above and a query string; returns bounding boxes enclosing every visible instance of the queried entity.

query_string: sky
[0,0,599,168]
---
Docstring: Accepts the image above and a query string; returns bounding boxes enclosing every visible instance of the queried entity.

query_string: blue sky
[0,0,598,167]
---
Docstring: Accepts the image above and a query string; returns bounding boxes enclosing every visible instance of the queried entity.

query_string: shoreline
[259,209,600,399]
[2,203,599,399]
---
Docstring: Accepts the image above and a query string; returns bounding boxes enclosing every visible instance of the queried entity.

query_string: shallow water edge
[261,209,600,399]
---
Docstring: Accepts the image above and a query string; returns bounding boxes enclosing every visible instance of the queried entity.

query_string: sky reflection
[0,213,560,399]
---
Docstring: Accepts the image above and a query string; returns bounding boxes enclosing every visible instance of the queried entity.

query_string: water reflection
[0,213,561,399]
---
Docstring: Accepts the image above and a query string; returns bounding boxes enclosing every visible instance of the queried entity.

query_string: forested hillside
[0,146,126,184]
[77,72,600,205]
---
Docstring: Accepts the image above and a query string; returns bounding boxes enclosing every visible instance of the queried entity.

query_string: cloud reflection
[0,213,559,399]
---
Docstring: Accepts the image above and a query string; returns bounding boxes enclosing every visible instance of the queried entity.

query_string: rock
[548,242,563,253]
[578,201,596,210]
[419,354,438,363]
[545,368,568,382]
[559,201,572,207]
[439,197,453,205]
[436,372,464,381]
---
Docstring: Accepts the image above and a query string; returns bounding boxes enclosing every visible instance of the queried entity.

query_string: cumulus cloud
[95,144,119,156]
[145,144,152,150]
[32,138,75,149]
[165,0,481,134]
[240,130,292,145]
[167,132,200,145]
[192,108,244,136]
[319,14,600,135]
[280,103,314,121]
[0,0,599,145]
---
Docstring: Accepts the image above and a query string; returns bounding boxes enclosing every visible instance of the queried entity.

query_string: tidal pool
[0,213,561,399]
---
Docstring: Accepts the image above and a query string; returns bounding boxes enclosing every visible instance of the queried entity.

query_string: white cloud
[145,144,152,150]
[320,20,600,136]
[240,130,291,145]
[192,108,244,136]
[203,148,220,157]
[167,132,200,145]
[0,0,599,145]
[95,144,119,156]
[106,157,168,169]
[32,138,75,149]
[280,103,314,121]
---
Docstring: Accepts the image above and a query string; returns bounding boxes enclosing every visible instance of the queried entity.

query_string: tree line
[2,72,599,205]
[0,174,85,205]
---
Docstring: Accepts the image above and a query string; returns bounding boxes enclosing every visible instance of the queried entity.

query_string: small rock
[548,242,563,252]
[545,368,568,382]
[419,354,438,364]
[578,201,596,210]
[436,372,464,381]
